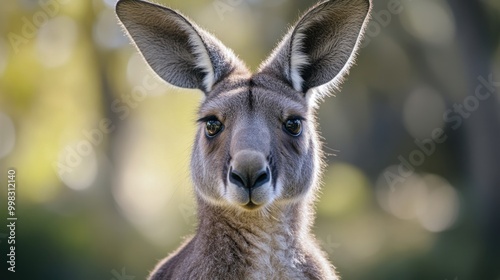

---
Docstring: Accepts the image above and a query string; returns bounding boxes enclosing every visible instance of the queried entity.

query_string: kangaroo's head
[116,0,371,212]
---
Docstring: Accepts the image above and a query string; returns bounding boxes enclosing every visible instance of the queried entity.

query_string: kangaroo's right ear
[116,0,243,94]
[259,0,371,103]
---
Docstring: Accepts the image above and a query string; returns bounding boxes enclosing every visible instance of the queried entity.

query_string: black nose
[229,166,270,189]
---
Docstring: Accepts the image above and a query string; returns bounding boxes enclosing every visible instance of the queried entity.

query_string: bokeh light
[402,0,456,46]
[415,175,460,232]
[319,163,370,216]
[376,171,460,233]
[36,16,78,68]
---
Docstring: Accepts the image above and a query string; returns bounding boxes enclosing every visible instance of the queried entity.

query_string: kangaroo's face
[116,0,371,211]
[191,76,319,210]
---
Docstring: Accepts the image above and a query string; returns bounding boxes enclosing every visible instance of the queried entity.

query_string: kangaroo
[116,0,371,279]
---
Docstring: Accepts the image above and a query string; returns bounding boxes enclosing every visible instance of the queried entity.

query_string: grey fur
[116,0,371,279]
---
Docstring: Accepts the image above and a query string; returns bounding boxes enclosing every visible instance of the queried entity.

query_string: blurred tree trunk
[447,0,500,278]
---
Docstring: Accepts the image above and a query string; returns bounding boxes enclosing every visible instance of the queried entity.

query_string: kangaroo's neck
[191,198,315,278]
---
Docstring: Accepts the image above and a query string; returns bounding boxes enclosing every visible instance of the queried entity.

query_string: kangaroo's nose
[229,150,270,189]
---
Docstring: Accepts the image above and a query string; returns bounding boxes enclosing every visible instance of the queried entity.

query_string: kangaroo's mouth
[236,187,268,210]
[243,201,260,210]
[226,180,275,211]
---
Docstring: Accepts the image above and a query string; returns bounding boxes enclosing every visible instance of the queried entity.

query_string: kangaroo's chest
[243,231,310,280]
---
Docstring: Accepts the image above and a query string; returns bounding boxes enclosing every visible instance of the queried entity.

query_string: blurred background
[0,0,499,279]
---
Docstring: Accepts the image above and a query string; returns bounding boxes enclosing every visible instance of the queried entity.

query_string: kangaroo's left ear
[116,0,245,94]
[259,0,371,101]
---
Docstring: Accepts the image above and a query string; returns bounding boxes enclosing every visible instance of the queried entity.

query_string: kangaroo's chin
[225,183,275,211]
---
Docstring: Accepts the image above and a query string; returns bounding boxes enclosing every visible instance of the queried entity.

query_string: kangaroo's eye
[284,118,302,136]
[206,120,224,137]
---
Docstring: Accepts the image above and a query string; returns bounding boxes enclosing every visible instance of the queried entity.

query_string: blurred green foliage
[0,0,499,279]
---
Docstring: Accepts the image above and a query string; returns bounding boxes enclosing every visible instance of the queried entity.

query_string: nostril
[229,168,247,189]
[253,167,270,189]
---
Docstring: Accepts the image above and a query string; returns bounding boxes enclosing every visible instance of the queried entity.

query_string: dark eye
[284,118,302,136]
[206,119,224,137]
